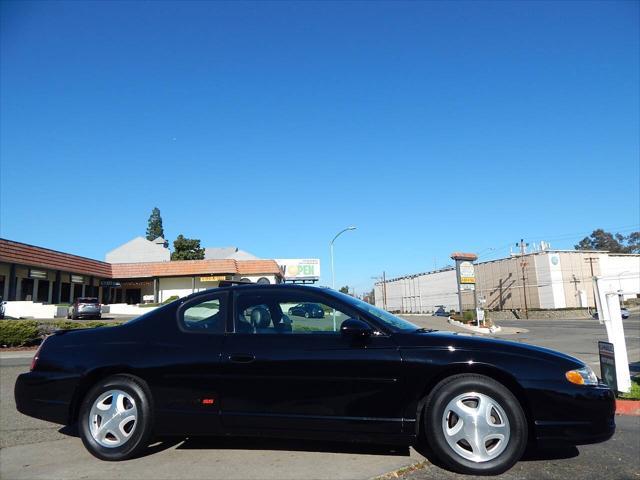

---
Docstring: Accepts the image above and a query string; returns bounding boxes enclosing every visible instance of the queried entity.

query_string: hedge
[0,321,40,347]
[0,320,123,347]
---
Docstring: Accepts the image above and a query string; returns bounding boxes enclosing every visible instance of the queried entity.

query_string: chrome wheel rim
[89,389,138,448]
[441,391,510,463]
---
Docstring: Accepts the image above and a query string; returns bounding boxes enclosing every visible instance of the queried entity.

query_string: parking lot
[1,314,638,480]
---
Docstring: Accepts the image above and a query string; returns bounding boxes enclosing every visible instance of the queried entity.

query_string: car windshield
[332,291,419,331]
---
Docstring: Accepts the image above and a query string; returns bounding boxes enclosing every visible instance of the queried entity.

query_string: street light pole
[330,226,356,290]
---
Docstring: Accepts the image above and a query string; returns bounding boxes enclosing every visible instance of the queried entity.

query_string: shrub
[463,310,475,322]
[0,320,40,347]
[0,320,123,346]
[39,321,122,336]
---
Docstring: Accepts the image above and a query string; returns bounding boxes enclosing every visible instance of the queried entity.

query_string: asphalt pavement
[1,314,638,480]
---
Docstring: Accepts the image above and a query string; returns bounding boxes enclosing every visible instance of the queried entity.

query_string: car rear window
[78,298,98,304]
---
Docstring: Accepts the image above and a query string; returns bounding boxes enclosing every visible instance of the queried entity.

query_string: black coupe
[15,283,614,475]
[287,302,325,318]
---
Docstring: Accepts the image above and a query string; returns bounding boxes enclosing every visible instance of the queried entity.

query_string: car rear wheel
[304,312,310,318]
[79,374,153,461]
[423,374,527,475]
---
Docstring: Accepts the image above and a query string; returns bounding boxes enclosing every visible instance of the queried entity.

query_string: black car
[287,302,325,318]
[433,306,449,317]
[15,284,614,475]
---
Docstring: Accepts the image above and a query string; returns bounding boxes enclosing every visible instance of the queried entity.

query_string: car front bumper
[524,380,616,446]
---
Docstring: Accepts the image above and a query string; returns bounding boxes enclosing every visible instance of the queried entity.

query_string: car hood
[394,330,584,368]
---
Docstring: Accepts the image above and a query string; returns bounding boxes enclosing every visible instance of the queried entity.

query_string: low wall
[101,304,159,315]
[3,301,62,319]
[487,309,592,320]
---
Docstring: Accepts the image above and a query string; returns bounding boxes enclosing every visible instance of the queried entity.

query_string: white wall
[535,252,567,309]
[157,277,194,302]
[599,254,640,300]
[375,269,457,313]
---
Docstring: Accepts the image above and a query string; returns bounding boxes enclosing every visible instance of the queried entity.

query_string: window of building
[61,283,71,304]
[37,280,50,303]
[20,278,34,301]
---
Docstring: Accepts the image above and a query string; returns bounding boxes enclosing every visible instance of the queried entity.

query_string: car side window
[235,292,354,335]
[180,295,225,333]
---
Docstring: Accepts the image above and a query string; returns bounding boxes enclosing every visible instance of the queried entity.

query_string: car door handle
[228,354,255,364]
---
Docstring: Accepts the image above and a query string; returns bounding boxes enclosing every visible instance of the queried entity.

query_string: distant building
[0,238,283,306]
[375,249,640,313]
[106,236,170,264]
[204,247,259,260]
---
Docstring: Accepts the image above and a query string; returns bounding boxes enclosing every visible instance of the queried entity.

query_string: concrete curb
[447,317,502,334]
[616,399,640,416]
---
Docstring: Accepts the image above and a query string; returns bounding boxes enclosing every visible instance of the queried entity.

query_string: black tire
[78,374,153,461]
[423,374,527,476]
[304,312,310,318]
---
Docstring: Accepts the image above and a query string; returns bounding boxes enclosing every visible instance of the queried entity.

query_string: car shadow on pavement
[175,436,411,457]
[57,425,187,459]
[413,440,579,471]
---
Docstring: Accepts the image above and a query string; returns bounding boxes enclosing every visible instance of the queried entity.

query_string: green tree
[339,285,350,294]
[146,207,165,241]
[575,229,640,253]
[171,235,205,260]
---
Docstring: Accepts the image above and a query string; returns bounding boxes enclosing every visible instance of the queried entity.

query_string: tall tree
[575,229,640,253]
[146,207,165,241]
[339,285,350,294]
[171,235,205,260]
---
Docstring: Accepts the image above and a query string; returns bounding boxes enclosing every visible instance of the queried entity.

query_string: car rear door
[219,287,404,436]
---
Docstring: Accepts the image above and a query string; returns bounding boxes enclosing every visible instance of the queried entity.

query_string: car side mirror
[340,318,373,337]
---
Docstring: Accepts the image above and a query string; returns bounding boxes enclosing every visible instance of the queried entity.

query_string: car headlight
[565,366,598,386]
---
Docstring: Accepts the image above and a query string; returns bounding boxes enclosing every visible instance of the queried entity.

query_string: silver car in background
[68,297,101,320]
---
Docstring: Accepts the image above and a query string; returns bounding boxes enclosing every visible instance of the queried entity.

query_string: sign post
[598,341,617,392]
[593,273,639,393]
[450,252,478,315]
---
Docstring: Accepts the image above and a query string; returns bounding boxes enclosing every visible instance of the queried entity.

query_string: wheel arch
[68,366,144,424]
[414,363,535,443]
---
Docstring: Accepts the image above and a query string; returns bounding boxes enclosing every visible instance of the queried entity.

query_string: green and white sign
[277,259,321,280]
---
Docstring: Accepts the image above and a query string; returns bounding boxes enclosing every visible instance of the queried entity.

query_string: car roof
[183,283,332,301]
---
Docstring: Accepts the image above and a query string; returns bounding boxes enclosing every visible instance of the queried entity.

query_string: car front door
[148,292,228,435]
[219,288,404,436]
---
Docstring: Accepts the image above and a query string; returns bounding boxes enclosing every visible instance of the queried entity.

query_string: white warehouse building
[375,250,640,313]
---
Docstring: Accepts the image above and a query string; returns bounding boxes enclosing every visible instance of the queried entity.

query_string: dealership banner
[276,259,320,280]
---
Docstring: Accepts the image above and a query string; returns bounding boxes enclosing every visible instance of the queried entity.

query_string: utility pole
[585,256,599,309]
[516,239,529,319]
[382,271,388,311]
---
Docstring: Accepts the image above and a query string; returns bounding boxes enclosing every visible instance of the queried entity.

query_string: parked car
[433,306,449,317]
[287,302,325,318]
[67,297,101,320]
[593,308,630,320]
[15,284,614,475]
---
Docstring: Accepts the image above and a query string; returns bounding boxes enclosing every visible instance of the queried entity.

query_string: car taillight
[31,337,47,371]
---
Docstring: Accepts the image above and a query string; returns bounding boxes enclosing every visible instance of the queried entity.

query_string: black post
[53,270,62,304]
[8,264,17,301]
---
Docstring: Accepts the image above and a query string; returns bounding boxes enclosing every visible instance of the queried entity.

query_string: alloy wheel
[89,389,138,448]
[441,391,510,463]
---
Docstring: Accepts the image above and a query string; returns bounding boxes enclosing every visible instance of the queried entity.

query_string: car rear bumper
[14,371,79,425]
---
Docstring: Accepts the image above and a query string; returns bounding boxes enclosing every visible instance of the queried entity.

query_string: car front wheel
[423,374,527,475]
[78,374,153,461]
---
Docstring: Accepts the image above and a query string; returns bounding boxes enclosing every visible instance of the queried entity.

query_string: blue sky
[1,1,638,293]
